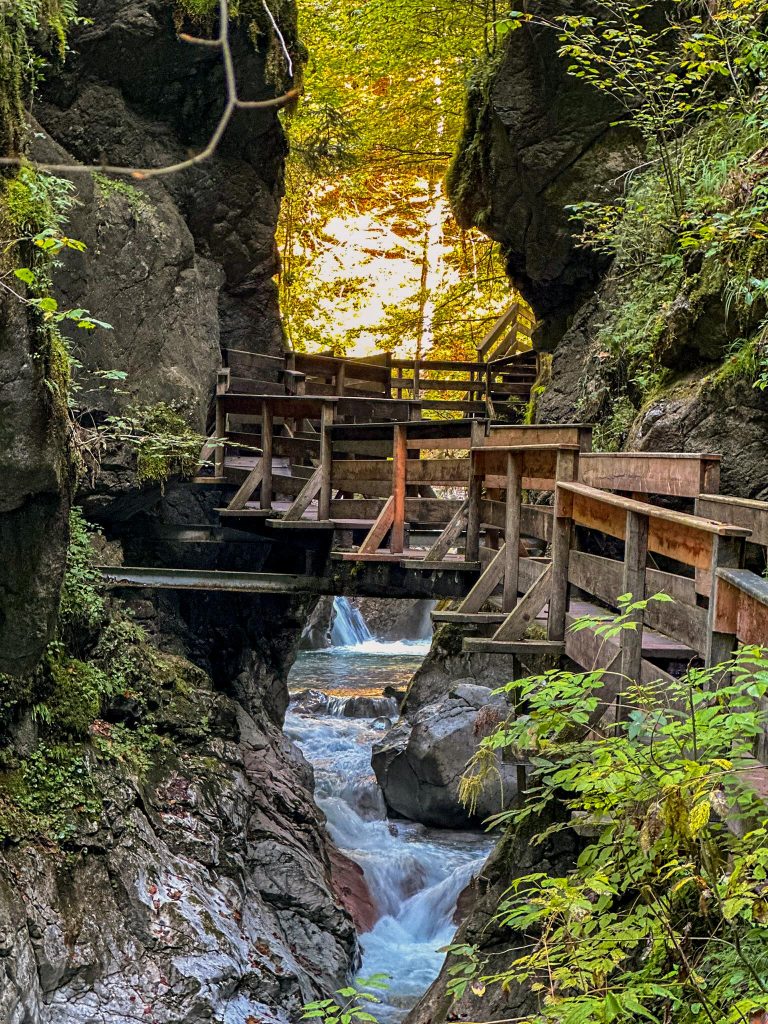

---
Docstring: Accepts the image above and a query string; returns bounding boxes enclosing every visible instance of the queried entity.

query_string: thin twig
[0,0,298,180]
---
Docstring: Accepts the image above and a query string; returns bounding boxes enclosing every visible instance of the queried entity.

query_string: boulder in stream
[372,683,519,828]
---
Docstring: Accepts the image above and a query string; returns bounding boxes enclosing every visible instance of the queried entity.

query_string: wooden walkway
[103,388,768,685]
[94,293,768,699]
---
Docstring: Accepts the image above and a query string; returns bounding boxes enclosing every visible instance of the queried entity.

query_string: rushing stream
[286,602,491,1022]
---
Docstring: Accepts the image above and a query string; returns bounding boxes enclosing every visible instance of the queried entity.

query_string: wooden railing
[218,337,538,416]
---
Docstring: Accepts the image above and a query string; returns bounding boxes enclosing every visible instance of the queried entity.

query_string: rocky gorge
[2,1,768,1023]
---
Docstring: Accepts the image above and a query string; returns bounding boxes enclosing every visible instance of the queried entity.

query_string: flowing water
[286,601,491,1022]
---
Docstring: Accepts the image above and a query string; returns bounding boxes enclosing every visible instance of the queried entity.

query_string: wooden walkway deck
[101,330,768,706]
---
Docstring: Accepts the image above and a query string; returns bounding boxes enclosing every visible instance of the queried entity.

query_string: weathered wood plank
[579,453,720,498]
[391,425,407,553]
[698,494,768,548]
[424,499,469,560]
[619,510,649,692]
[494,564,553,641]
[227,459,264,512]
[281,464,323,522]
[567,551,707,653]
[487,424,592,451]
[504,452,522,610]
[459,545,507,613]
[359,495,395,555]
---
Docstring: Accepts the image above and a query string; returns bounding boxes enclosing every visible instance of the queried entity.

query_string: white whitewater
[286,633,490,1022]
[331,597,373,646]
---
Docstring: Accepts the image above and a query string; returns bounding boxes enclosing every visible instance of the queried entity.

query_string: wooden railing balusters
[319,402,334,521]
[548,449,579,642]
[390,423,408,553]
[618,509,649,707]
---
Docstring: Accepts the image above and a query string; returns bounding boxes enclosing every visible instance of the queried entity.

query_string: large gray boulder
[372,682,519,828]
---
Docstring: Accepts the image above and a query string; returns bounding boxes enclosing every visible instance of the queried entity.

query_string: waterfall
[331,597,373,646]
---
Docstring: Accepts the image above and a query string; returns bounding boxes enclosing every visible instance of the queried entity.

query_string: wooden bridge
[103,353,768,693]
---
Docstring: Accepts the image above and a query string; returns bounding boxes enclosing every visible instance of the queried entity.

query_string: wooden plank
[327,498,461,523]
[698,494,768,548]
[219,394,414,421]
[494,564,553,641]
[567,551,707,653]
[705,536,742,667]
[319,403,334,520]
[391,358,486,373]
[549,450,579,641]
[223,347,285,370]
[459,545,507,613]
[259,401,273,510]
[715,569,768,646]
[400,558,481,571]
[619,510,649,692]
[579,453,721,498]
[478,302,519,357]
[293,352,390,385]
[281,464,323,522]
[487,424,592,451]
[419,399,488,413]
[331,458,470,488]
[522,504,553,543]
[227,458,263,512]
[562,483,749,571]
[391,425,407,553]
[504,452,522,611]
[463,639,564,656]
[359,495,395,555]
[432,611,507,624]
[391,377,487,393]
[228,378,285,396]
[424,499,469,560]
[565,612,677,685]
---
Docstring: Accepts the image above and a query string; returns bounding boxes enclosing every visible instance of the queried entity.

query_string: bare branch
[0,0,299,180]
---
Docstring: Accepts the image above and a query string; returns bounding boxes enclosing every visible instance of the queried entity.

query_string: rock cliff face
[447,4,642,346]
[0,621,357,1023]
[37,0,293,426]
[0,4,363,1018]
[448,4,768,495]
[0,289,70,676]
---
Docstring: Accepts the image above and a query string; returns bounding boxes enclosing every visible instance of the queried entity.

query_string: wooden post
[335,363,346,396]
[413,359,421,399]
[259,400,273,510]
[618,510,649,692]
[384,352,393,399]
[214,399,226,478]
[319,402,334,521]
[214,368,229,478]
[390,423,407,553]
[465,421,485,563]
[705,535,743,668]
[548,448,578,641]
[503,451,522,611]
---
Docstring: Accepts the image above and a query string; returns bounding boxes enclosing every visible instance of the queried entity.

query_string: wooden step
[432,611,507,624]
[463,639,565,655]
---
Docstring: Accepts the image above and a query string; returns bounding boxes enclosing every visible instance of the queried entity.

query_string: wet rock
[329,847,379,934]
[301,596,336,650]
[0,690,358,1022]
[372,683,519,828]
[406,809,580,1024]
